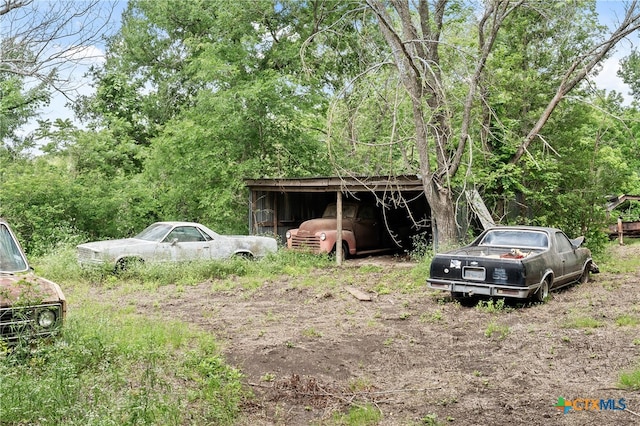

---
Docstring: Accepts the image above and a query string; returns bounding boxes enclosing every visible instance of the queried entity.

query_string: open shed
[244,175,432,250]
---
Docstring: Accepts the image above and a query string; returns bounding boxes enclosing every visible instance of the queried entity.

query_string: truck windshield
[0,223,28,272]
[479,230,548,249]
[322,204,357,219]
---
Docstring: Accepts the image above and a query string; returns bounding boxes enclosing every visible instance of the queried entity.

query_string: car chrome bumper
[427,278,533,298]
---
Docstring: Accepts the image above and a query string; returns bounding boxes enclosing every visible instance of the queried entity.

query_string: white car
[77,221,278,270]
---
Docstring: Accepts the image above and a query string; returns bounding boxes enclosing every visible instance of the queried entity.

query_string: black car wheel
[579,264,590,284]
[535,279,549,302]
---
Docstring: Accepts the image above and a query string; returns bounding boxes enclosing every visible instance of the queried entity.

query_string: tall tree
[323,0,640,246]
[618,48,640,101]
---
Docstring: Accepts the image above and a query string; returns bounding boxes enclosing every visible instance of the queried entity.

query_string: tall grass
[0,246,340,424]
[0,303,244,425]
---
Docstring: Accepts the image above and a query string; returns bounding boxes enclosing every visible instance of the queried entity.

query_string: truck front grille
[290,235,321,251]
[0,303,63,342]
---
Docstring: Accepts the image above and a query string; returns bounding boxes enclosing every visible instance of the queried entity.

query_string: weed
[0,306,244,425]
[615,314,639,327]
[348,377,372,392]
[261,373,276,382]
[331,403,382,425]
[562,316,603,329]
[302,328,323,338]
[420,309,443,323]
[475,298,511,314]
[419,413,443,425]
[484,320,510,340]
[618,367,640,390]
[374,284,391,295]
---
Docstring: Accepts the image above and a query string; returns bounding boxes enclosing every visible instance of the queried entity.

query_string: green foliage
[33,245,333,290]
[615,314,639,327]
[561,315,603,329]
[484,320,510,340]
[618,49,640,101]
[475,299,512,314]
[0,307,244,425]
[330,404,382,425]
[0,0,638,257]
[618,367,640,391]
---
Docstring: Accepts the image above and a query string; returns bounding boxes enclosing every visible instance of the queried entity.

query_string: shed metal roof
[245,175,424,193]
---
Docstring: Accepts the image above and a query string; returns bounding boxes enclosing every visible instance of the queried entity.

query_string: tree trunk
[422,176,458,248]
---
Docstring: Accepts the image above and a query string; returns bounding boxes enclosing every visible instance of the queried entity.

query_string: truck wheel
[332,243,349,262]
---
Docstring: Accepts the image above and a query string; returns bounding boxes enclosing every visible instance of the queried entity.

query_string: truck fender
[323,230,356,255]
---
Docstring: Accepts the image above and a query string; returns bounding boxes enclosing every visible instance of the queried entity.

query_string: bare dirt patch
[123,249,639,425]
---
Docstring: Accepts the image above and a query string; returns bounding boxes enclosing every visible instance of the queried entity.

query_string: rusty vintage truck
[285,202,397,258]
[0,219,66,343]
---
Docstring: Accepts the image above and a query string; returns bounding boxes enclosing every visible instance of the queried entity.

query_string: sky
[593,0,639,102]
[19,1,640,139]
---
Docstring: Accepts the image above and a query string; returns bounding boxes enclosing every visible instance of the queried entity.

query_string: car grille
[0,303,63,342]
[290,235,321,252]
[77,247,104,265]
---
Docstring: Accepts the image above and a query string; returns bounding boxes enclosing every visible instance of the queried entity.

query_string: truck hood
[0,273,65,308]
[297,218,352,235]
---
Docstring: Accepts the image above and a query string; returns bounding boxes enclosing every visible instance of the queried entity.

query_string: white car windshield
[479,230,548,249]
[134,223,173,242]
[0,224,28,272]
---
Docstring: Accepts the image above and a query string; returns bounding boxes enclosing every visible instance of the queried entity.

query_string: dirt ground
[129,246,640,425]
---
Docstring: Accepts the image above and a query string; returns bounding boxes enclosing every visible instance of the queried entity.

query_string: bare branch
[509,0,640,164]
[0,0,118,97]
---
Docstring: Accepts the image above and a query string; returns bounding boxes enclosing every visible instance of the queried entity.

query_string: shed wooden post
[618,216,624,245]
[336,191,343,266]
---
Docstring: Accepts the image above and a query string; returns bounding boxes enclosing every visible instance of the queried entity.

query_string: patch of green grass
[615,314,639,327]
[330,403,382,425]
[598,240,640,273]
[302,328,323,338]
[417,413,445,425]
[562,315,604,329]
[35,246,336,290]
[484,320,510,340]
[475,298,512,314]
[420,308,443,323]
[618,367,640,391]
[0,305,244,425]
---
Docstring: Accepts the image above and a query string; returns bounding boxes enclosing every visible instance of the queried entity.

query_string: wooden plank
[345,286,372,301]
[465,189,495,230]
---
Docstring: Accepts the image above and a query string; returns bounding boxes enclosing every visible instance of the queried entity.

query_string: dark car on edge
[427,226,599,302]
[0,219,66,343]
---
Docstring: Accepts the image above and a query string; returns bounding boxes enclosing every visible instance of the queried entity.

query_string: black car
[427,226,599,302]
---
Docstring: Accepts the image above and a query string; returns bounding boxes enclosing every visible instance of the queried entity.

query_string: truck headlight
[286,231,291,239]
[37,309,57,328]
[320,233,326,241]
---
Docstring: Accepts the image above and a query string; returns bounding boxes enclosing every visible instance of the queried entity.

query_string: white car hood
[77,238,151,251]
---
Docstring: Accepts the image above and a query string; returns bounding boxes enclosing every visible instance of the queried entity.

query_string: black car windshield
[0,224,28,272]
[478,230,548,249]
[134,223,173,242]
